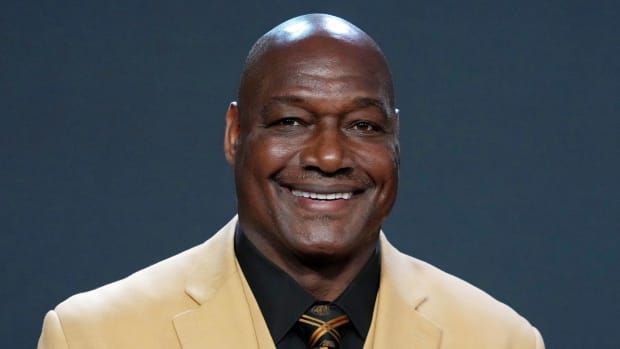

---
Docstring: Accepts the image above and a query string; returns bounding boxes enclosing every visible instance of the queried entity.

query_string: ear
[392,108,401,162]
[224,101,241,166]
[393,107,400,136]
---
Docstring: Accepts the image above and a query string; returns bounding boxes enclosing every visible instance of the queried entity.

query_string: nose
[300,122,352,174]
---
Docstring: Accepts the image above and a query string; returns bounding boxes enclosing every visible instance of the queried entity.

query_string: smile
[291,190,353,200]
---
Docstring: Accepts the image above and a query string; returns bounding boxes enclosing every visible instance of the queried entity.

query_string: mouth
[274,180,369,214]
[290,190,353,200]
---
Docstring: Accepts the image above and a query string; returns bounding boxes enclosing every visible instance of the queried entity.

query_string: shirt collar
[234,225,380,343]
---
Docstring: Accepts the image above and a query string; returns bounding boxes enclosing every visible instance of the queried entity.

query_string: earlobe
[224,101,240,166]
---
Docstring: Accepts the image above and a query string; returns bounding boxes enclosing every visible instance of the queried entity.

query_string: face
[226,37,399,264]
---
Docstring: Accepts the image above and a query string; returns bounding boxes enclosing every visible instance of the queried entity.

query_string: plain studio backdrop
[1,1,618,348]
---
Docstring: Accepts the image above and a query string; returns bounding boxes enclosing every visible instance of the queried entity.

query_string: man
[38,13,544,349]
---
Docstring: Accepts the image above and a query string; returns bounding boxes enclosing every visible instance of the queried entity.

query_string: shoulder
[54,218,237,317]
[380,237,544,348]
[55,241,205,317]
[40,218,238,347]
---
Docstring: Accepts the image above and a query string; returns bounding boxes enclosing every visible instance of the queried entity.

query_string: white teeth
[291,190,353,200]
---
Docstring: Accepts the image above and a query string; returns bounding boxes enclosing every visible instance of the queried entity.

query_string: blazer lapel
[172,217,272,349]
[173,276,259,349]
[364,234,442,349]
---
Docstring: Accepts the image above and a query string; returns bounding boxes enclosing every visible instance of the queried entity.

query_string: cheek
[265,141,296,161]
[356,144,399,179]
[240,135,298,174]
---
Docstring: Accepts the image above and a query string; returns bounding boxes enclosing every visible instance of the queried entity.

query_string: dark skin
[224,14,399,301]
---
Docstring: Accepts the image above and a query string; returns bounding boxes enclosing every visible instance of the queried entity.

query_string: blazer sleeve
[38,310,69,349]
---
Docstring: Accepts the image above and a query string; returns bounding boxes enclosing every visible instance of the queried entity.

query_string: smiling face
[225,29,399,267]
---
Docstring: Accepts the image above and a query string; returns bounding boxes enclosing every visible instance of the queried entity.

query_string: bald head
[237,14,395,114]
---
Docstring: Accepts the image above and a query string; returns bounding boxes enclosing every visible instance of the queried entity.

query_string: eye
[350,121,382,133]
[276,118,301,126]
[272,117,304,127]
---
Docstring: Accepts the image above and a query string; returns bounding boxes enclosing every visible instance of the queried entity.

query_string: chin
[278,217,377,263]
[290,236,356,264]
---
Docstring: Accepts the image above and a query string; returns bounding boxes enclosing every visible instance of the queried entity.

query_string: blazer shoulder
[44,219,238,347]
[383,242,543,348]
[56,240,205,314]
[418,256,540,347]
[54,218,237,317]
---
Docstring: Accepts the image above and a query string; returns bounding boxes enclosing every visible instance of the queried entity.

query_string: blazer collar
[363,233,442,349]
[172,216,274,349]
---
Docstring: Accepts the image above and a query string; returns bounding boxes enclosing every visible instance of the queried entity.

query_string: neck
[289,249,375,301]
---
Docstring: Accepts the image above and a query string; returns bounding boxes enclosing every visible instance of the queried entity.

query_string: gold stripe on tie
[297,303,350,349]
[302,314,350,347]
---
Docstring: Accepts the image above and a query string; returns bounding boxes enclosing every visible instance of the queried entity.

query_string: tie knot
[297,302,350,349]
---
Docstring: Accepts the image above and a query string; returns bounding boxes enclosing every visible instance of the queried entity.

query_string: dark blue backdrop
[2,1,618,347]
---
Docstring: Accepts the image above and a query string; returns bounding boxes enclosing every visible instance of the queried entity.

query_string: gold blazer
[38,216,544,348]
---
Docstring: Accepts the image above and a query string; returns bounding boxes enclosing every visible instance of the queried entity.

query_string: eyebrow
[260,95,390,117]
[351,97,389,114]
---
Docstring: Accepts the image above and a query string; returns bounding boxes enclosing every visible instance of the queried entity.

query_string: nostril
[302,166,353,178]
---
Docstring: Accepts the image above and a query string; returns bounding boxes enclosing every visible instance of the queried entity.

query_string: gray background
[2,1,618,348]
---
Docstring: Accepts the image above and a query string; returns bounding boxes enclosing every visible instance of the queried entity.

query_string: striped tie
[297,302,350,349]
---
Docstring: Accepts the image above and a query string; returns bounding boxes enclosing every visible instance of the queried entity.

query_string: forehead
[244,37,393,111]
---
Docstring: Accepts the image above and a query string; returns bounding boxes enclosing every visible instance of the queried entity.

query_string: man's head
[224,14,399,268]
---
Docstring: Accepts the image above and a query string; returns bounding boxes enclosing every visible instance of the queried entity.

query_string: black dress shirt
[235,226,380,349]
